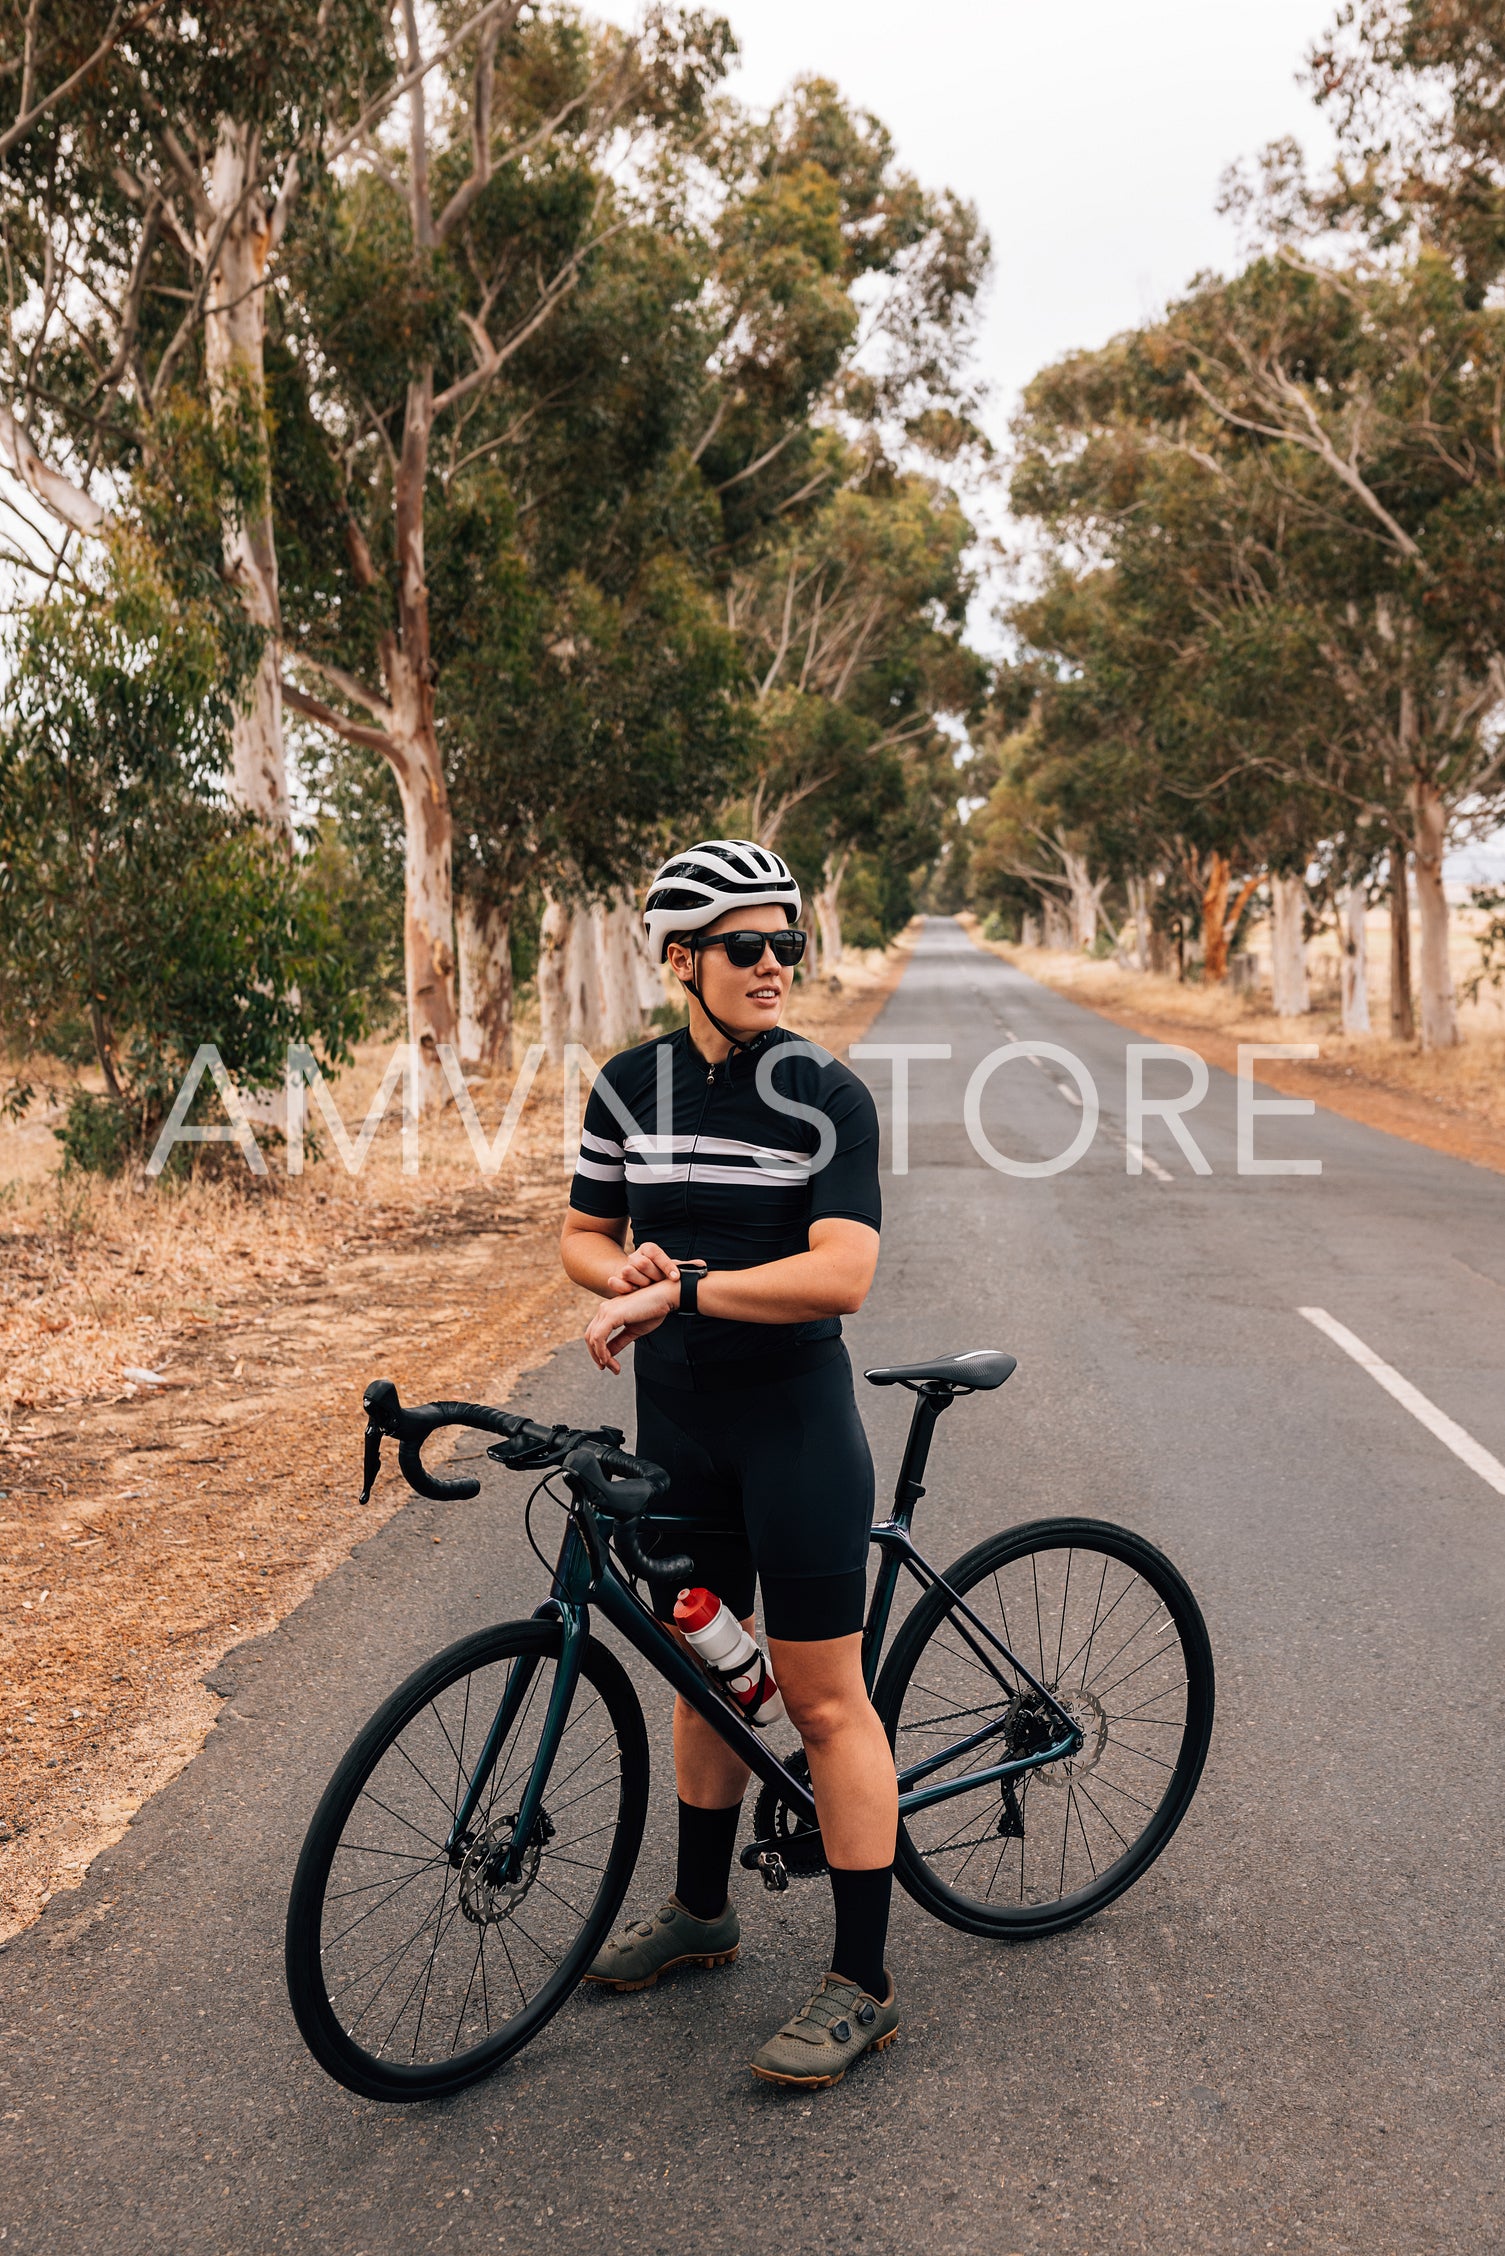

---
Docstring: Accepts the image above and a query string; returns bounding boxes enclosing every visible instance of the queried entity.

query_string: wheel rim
[893,1536,1201,1920]
[313,1639,627,2073]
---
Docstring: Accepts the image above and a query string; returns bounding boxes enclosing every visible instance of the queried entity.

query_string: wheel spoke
[889,1533,1207,1931]
[292,1627,640,2085]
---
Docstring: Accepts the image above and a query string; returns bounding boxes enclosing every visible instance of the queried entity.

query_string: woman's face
[667,902,797,1039]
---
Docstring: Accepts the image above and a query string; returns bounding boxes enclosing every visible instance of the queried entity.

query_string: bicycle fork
[442,1603,589,1883]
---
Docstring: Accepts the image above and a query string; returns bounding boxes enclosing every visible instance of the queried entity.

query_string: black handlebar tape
[616,1517,694,1586]
[395,1437,482,1504]
[596,1445,670,1498]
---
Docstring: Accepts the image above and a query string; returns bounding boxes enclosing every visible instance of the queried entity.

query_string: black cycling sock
[828,1863,893,2000]
[674,1797,742,1921]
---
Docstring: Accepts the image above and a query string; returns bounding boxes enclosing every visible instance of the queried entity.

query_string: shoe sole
[581,1946,739,1994]
[749,2026,899,2088]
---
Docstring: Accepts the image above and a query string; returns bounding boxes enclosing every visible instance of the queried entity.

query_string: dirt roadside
[0,943,909,1943]
[963,923,1505,1176]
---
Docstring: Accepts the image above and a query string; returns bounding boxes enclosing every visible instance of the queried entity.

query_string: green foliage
[0,555,368,1167]
[1463,887,1505,1001]
[55,1092,135,1180]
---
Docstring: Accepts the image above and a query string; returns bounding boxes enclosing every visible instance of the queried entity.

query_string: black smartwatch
[676,1261,708,1315]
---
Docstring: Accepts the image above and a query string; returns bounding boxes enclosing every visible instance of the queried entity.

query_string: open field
[964,906,1505,1171]
[0,940,909,1941]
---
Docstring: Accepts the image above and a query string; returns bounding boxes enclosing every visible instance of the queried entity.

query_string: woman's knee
[777,1674,868,1745]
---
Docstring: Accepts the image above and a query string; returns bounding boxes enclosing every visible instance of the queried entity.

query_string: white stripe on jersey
[622,1160,809,1187]
[580,1127,624,1158]
[624,1133,812,1170]
[573,1154,626,1181]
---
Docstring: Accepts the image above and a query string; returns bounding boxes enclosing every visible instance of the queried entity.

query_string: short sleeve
[568,1071,630,1219]
[806,1067,882,1232]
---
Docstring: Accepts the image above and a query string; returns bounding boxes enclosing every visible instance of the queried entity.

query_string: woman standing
[560,840,898,2088]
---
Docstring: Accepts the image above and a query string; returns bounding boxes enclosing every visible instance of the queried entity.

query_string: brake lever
[359,1420,382,1505]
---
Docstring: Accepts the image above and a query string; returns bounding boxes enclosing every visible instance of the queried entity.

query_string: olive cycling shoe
[749,1970,899,2088]
[583,1897,741,1992]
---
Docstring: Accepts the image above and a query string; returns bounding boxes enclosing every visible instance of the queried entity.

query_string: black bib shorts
[634,1340,876,1641]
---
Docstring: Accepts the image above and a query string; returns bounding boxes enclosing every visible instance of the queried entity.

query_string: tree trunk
[1409,775,1459,1050]
[1340,885,1371,1034]
[539,893,654,1060]
[1389,847,1415,1040]
[384,711,458,1108]
[457,894,513,1072]
[202,118,292,839]
[1201,854,1231,982]
[1041,896,1072,949]
[538,895,570,1065]
[1127,874,1151,971]
[813,849,850,975]
[371,369,459,1109]
[1269,873,1311,1016]
[1061,849,1107,951]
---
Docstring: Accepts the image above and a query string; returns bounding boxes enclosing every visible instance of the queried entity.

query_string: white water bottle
[673,1587,786,1730]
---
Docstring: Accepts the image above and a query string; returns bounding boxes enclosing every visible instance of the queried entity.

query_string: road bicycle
[285,1351,1215,2101]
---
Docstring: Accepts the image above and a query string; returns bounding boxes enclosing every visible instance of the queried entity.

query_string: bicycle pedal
[755,1850,789,1893]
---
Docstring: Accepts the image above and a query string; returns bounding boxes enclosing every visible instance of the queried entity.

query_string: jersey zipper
[682,1049,723,1370]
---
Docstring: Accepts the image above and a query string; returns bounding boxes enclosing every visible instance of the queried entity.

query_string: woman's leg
[668,1620,753,1918]
[771,1630,898,1997]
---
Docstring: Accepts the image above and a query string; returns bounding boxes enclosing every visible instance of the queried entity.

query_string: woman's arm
[696,1218,879,1323]
[581,1218,880,1373]
[560,1209,630,1296]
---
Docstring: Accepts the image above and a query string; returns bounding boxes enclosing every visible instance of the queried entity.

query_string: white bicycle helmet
[643,839,801,963]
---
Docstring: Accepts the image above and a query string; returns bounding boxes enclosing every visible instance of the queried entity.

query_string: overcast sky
[597,0,1340,429]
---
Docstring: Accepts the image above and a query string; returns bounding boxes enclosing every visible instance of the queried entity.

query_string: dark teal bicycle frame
[445,1384,1084,1879]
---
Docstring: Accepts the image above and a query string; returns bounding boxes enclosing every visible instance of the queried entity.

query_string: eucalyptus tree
[266,5,735,1098]
[277,46,987,1082]
[0,0,427,828]
[1005,250,1505,1042]
[723,450,984,967]
[0,544,363,1165]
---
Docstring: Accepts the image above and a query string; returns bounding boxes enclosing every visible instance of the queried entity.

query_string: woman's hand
[605,1240,679,1296]
[584,1277,678,1373]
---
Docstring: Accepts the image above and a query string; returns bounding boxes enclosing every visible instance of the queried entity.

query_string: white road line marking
[1124,1139,1173,1183]
[1298,1307,1505,1498]
[989,1005,1170,1180]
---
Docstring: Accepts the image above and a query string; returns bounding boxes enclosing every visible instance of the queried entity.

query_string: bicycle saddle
[864,1350,1017,1393]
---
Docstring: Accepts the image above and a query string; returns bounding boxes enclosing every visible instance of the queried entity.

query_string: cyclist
[560,840,899,2087]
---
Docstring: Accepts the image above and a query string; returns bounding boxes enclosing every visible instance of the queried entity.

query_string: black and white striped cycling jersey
[568,1024,881,1380]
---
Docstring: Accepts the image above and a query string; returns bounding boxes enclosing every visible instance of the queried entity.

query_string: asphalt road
[3,917,1502,2256]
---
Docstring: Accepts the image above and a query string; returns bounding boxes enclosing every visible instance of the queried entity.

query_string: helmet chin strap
[677,970,763,1060]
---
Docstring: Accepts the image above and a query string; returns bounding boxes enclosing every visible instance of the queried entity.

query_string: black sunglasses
[689,927,807,969]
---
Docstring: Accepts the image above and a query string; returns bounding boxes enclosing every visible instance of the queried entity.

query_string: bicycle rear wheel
[285,1618,648,2100]
[874,1517,1213,1939]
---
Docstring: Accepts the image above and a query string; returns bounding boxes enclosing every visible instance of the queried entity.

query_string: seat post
[890,1388,953,1526]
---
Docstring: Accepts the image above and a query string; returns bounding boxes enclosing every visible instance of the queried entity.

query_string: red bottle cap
[673,1586,720,1631]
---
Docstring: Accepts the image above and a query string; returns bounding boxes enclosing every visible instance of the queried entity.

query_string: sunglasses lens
[709,929,808,967]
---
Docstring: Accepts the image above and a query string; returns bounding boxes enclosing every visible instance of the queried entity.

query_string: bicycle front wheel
[874,1518,1213,1940]
[285,1618,649,2100]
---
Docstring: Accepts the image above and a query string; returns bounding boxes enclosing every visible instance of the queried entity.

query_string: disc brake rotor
[1014,1688,1108,1788]
[457,1809,551,1925]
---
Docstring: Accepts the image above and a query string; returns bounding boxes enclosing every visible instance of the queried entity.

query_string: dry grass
[962,909,1505,1162]
[0,936,911,1940]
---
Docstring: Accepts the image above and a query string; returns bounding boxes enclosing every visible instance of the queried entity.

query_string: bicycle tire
[285,1618,649,2100]
[873,1517,1213,1940]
